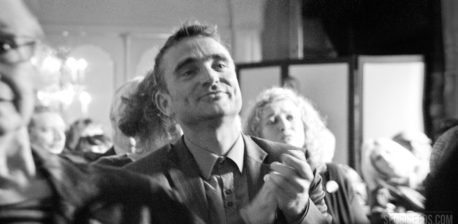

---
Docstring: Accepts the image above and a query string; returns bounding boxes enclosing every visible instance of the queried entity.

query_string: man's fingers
[283,149,306,160]
[271,162,295,176]
[280,153,314,180]
[268,170,310,194]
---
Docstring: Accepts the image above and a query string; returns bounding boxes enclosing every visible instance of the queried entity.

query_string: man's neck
[182,116,242,155]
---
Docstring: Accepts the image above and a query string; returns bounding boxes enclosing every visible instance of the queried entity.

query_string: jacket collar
[167,135,271,214]
[167,137,210,224]
[242,134,270,198]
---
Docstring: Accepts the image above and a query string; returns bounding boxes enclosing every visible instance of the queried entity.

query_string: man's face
[0,0,41,135]
[157,36,242,125]
[29,112,66,154]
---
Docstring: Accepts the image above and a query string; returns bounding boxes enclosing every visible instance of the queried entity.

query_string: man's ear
[155,90,173,117]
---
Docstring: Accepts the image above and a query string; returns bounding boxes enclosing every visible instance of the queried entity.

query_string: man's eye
[213,62,227,71]
[181,69,196,77]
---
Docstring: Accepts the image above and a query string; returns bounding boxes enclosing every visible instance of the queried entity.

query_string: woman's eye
[266,117,277,125]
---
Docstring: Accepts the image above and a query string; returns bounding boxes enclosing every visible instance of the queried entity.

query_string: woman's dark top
[320,163,370,224]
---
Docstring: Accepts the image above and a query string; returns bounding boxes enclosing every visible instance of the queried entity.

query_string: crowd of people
[1,0,456,223]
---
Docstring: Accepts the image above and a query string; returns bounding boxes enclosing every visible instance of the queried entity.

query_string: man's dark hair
[120,22,221,142]
[151,22,221,93]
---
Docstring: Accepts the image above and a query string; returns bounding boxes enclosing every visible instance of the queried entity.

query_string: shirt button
[225,189,232,195]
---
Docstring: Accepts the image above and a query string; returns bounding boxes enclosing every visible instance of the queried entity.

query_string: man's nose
[201,65,219,87]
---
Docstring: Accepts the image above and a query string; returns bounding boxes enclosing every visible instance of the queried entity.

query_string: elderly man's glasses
[0,36,39,64]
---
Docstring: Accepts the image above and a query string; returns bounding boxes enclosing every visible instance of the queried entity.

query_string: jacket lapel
[168,139,209,224]
[242,135,269,199]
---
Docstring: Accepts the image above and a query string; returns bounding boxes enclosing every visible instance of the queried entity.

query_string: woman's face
[259,99,305,148]
[29,112,66,154]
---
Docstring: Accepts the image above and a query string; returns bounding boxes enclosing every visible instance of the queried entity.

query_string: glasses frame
[0,35,40,64]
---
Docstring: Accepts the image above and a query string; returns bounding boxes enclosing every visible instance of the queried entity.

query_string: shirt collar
[185,133,245,180]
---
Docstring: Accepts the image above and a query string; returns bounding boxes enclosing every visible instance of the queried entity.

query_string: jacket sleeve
[292,169,332,224]
[273,169,332,224]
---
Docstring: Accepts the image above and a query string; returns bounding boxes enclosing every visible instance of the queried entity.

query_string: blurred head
[393,130,432,162]
[244,87,330,165]
[120,73,183,157]
[28,106,66,154]
[361,138,419,190]
[0,0,43,136]
[109,76,143,155]
[65,118,105,151]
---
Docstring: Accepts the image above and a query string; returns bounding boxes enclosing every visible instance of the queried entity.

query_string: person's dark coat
[32,147,193,224]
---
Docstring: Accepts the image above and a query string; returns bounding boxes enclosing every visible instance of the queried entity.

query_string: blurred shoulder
[124,143,174,174]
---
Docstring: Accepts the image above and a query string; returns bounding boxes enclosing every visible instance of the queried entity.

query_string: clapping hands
[241,150,314,224]
[267,150,313,222]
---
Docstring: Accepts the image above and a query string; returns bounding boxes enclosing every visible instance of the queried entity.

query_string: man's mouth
[200,91,226,100]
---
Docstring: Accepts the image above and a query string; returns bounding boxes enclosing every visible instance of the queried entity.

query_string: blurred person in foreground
[28,105,66,154]
[361,138,426,224]
[425,125,458,218]
[95,76,182,167]
[0,0,193,223]
[125,22,331,224]
[244,86,369,224]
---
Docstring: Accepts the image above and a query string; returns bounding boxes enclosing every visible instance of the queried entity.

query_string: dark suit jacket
[31,147,193,224]
[92,153,134,167]
[125,134,331,224]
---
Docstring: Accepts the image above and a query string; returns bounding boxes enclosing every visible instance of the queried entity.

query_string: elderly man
[126,23,331,224]
[0,0,192,223]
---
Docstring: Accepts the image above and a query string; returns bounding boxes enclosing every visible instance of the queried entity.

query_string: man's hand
[269,150,314,222]
[240,175,277,224]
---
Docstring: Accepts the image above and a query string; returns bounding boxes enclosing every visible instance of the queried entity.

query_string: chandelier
[32,44,92,115]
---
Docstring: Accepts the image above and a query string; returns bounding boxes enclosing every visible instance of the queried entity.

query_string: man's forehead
[0,0,42,37]
[164,37,231,66]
